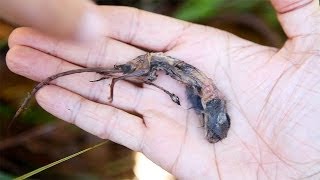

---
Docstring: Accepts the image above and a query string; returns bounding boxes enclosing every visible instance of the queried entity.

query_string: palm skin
[6,1,320,179]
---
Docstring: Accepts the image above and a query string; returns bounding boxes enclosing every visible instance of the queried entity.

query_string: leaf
[14,141,108,180]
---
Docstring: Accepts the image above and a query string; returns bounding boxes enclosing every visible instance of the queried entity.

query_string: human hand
[6,0,320,179]
[0,0,105,42]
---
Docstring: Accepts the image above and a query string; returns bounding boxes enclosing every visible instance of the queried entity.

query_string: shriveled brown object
[13,52,230,143]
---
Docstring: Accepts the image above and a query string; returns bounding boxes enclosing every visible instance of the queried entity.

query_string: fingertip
[270,0,320,37]
[6,45,27,73]
[34,85,50,105]
[271,0,314,14]
[34,85,69,120]
[35,85,57,106]
[6,45,58,81]
[8,27,28,48]
[8,27,50,49]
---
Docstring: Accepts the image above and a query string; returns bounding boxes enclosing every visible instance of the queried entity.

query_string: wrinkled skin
[6,0,320,179]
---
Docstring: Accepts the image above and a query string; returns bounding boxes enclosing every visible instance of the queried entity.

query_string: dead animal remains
[13,52,230,143]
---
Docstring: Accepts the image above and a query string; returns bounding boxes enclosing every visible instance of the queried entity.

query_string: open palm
[6,1,320,179]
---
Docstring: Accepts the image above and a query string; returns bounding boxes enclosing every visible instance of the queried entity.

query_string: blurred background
[0,0,286,179]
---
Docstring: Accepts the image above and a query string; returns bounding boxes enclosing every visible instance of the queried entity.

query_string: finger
[100,6,258,60]
[270,0,320,37]
[0,0,105,42]
[100,6,193,51]
[36,85,146,151]
[6,45,183,114]
[8,27,145,68]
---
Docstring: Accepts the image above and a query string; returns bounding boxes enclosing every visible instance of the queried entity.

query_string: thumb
[270,0,320,38]
[0,0,105,42]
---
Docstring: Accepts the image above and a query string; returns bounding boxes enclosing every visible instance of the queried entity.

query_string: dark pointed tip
[8,115,18,130]
[170,94,181,106]
[173,98,180,105]
[108,97,114,103]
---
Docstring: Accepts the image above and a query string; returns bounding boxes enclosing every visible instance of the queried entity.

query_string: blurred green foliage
[174,0,225,21]
[0,171,14,180]
[0,101,55,133]
[17,105,56,124]
[174,0,280,28]
[0,40,6,49]
[0,102,12,120]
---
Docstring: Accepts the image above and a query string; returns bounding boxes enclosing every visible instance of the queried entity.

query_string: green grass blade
[14,141,108,180]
